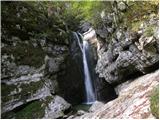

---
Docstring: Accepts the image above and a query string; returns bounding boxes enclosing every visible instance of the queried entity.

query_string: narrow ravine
[1,1,159,119]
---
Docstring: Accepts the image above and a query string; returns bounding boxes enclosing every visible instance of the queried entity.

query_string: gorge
[1,1,159,119]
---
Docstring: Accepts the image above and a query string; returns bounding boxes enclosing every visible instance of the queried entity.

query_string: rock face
[1,39,72,118]
[76,70,159,119]
[95,5,159,85]
[1,15,84,120]
[1,35,86,118]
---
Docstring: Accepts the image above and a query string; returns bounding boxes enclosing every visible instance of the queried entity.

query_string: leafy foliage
[1,1,81,44]
[150,86,159,119]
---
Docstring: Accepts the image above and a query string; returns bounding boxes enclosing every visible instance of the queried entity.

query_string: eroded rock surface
[96,11,159,85]
[76,70,159,119]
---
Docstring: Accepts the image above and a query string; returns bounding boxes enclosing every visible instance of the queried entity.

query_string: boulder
[89,101,104,112]
[44,95,71,119]
[77,70,159,119]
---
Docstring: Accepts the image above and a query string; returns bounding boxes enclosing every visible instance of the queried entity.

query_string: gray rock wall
[1,32,84,118]
[95,2,159,85]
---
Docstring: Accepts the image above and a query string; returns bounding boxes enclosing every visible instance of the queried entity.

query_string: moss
[1,110,16,119]
[15,100,45,119]
[2,80,44,104]
[1,42,45,68]
[45,96,53,103]
[150,86,159,119]
[2,96,13,104]
[20,80,44,99]
[131,21,143,32]
[144,25,155,37]
[1,84,18,103]
[1,84,17,96]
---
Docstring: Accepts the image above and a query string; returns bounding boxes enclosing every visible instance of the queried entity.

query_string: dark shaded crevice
[143,61,159,73]
[57,54,85,105]
[95,77,118,103]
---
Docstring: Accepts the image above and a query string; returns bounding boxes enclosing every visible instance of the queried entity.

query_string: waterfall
[73,32,95,104]
[82,40,95,104]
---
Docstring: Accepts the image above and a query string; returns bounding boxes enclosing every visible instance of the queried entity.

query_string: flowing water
[73,32,95,104]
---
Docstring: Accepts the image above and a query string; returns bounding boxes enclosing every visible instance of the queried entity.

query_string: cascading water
[82,40,95,104]
[73,32,95,104]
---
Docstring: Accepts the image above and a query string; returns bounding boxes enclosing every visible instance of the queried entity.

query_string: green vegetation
[1,84,19,104]
[20,80,44,97]
[2,96,54,119]
[1,84,17,96]
[1,80,44,104]
[1,1,111,67]
[144,25,155,37]
[150,86,159,119]
[68,1,111,27]
[15,100,45,119]
[123,1,158,31]
[131,21,143,32]
[1,42,45,68]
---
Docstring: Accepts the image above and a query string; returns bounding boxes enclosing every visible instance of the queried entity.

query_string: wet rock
[67,115,75,119]
[77,110,87,116]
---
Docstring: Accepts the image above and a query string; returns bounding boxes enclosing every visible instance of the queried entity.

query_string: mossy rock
[15,100,45,119]
[1,83,17,96]
[1,96,54,119]
[1,42,45,68]
[20,80,44,96]
[2,100,45,119]
[1,80,44,104]
[17,80,44,102]
[1,84,18,104]
[150,85,159,119]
